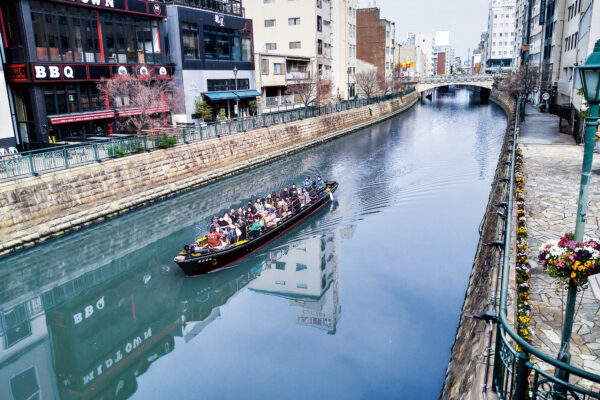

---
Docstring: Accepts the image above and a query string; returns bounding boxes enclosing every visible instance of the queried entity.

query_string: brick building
[356,7,394,80]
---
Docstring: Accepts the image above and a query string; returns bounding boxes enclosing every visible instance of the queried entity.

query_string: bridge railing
[418,74,494,84]
[0,88,415,181]
[489,97,600,399]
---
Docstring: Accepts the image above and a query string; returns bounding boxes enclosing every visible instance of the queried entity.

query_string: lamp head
[576,39,600,103]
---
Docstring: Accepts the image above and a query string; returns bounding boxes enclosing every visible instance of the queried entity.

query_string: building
[395,43,422,79]
[0,53,17,149]
[555,0,600,110]
[166,1,258,122]
[331,0,357,100]
[436,52,446,75]
[0,0,173,147]
[356,7,395,81]
[512,0,528,69]
[245,0,333,109]
[485,0,517,73]
[413,32,435,76]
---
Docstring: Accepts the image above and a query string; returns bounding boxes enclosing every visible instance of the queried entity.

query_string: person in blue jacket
[302,176,313,190]
[314,175,324,191]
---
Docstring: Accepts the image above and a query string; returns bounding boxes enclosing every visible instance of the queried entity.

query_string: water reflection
[0,226,342,400]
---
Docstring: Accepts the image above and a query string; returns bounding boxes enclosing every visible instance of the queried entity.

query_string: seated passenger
[315,176,324,190]
[245,201,257,214]
[206,226,223,248]
[249,216,262,239]
[280,186,290,200]
[303,176,313,190]
[291,184,298,194]
[254,198,264,212]
[309,187,317,201]
[302,188,311,205]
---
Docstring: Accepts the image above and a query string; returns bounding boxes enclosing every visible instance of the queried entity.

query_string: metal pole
[555,102,599,381]
[521,51,529,122]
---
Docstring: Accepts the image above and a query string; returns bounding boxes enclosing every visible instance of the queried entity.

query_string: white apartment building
[485,0,517,73]
[527,0,544,66]
[245,0,333,108]
[414,32,436,76]
[332,0,357,100]
[512,0,528,68]
[555,0,600,109]
[385,20,396,79]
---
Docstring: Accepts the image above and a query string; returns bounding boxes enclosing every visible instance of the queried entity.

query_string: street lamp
[555,39,600,382]
[347,66,352,100]
[233,66,239,118]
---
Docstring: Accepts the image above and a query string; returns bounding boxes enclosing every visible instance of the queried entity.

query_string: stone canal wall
[440,93,516,400]
[0,93,418,255]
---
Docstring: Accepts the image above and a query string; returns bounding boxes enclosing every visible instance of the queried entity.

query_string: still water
[0,89,507,400]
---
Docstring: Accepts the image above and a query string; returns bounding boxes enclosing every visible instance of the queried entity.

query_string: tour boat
[174,181,338,276]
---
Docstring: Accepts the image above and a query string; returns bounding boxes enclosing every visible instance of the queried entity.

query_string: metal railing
[419,74,494,84]
[0,89,415,181]
[490,96,600,399]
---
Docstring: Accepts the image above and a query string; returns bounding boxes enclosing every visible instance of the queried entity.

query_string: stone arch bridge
[415,74,495,93]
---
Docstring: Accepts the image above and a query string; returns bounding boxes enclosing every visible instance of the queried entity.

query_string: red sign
[50,111,115,125]
[117,106,168,117]
[5,64,29,82]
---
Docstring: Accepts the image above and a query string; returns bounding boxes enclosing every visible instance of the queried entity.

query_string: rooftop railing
[164,0,244,16]
[0,89,415,181]
[489,96,600,399]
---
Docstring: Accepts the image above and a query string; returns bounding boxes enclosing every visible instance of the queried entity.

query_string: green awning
[234,90,262,98]
[204,91,237,100]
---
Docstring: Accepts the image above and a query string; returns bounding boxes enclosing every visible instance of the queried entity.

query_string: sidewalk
[520,104,600,388]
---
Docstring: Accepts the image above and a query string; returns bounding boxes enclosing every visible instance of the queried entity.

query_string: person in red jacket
[206,226,223,248]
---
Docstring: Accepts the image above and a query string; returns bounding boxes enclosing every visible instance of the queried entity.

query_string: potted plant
[217,108,227,123]
[192,98,213,122]
[538,233,600,287]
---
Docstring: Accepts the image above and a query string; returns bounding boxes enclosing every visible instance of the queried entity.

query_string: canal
[0,89,507,400]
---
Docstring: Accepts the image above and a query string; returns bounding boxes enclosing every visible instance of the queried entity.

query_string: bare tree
[498,65,541,98]
[285,71,330,108]
[101,71,181,133]
[355,70,380,98]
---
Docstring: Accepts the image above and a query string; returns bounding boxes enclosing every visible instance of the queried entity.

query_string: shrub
[157,136,178,149]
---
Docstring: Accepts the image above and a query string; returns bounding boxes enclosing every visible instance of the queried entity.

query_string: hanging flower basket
[538,233,600,287]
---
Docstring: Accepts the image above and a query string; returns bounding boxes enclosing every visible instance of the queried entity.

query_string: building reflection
[248,231,342,334]
[0,230,343,399]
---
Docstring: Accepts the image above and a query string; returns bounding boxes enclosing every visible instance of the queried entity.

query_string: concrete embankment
[440,93,516,400]
[0,93,418,256]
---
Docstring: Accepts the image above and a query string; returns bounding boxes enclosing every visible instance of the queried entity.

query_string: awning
[117,105,169,117]
[50,110,115,125]
[204,91,238,100]
[234,90,262,98]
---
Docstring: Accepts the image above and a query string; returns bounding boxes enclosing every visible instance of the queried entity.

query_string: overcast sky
[359,0,490,60]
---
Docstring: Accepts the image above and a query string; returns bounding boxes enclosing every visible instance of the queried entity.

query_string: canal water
[0,89,507,400]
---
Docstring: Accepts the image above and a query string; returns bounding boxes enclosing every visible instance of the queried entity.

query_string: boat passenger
[245,201,257,214]
[255,198,264,212]
[266,209,278,228]
[301,188,311,205]
[315,176,324,191]
[309,187,317,201]
[249,216,262,239]
[280,187,290,200]
[206,226,223,248]
[291,183,297,194]
[303,176,313,190]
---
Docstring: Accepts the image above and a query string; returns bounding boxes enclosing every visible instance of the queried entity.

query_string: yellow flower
[571,272,577,278]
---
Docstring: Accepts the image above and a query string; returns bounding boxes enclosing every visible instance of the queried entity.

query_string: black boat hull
[175,182,338,276]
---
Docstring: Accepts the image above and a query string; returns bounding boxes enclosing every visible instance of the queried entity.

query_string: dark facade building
[165,0,258,122]
[436,52,446,75]
[0,0,173,148]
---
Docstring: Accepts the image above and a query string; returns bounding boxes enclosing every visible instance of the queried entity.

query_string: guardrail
[490,96,600,399]
[0,89,415,181]
[418,74,494,84]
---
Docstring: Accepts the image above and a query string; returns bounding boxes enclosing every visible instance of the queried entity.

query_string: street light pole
[233,66,239,118]
[556,39,600,383]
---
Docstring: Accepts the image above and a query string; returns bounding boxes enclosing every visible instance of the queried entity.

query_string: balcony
[286,71,310,81]
[165,0,244,16]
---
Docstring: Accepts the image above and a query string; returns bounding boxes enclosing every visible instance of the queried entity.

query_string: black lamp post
[555,39,600,383]
[233,66,239,118]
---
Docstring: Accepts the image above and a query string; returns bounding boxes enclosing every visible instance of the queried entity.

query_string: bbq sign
[33,64,87,81]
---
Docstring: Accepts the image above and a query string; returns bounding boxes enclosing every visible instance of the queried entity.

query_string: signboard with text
[4,63,172,83]
[48,0,166,18]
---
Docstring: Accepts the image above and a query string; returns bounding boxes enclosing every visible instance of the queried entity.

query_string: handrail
[493,95,600,396]
[0,89,416,181]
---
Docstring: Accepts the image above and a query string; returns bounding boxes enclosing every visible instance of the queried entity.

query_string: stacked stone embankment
[440,93,515,400]
[0,93,418,255]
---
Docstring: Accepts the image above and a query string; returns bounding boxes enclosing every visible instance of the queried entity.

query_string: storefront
[1,0,171,148]
[165,2,259,123]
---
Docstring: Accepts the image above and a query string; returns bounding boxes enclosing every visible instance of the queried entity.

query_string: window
[297,283,308,289]
[273,63,283,74]
[265,42,277,50]
[264,0,274,2]
[203,25,251,62]
[207,79,249,91]
[182,22,200,60]
[317,0,322,8]
[264,19,275,27]
[317,39,322,55]
[44,84,105,115]
[261,58,269,74]
[296,263,307,271]
[289,41,301,49]
[317,16,322,32]
[10,366,40,400]
[288,17,300,25]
